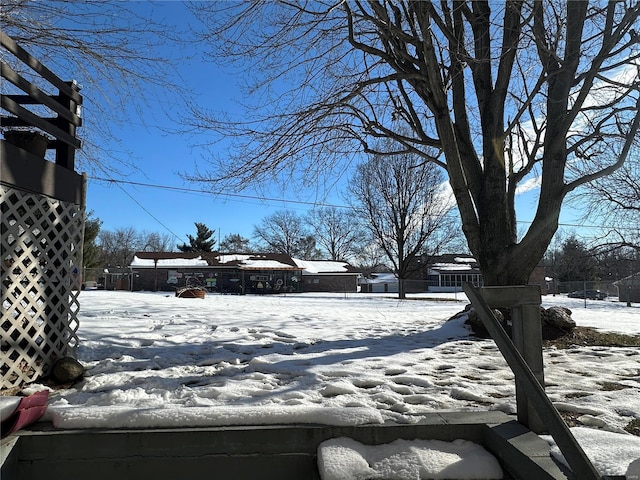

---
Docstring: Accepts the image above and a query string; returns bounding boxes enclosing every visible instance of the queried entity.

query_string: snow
[241,259,298,269]
[431,263,474,271]
[453,257,476,264]
[22,291,640,476]
[317,437,503,480]
[544,427,640,477]
[362,272,398,283]
[218,254,253,263]
[130,255,208,267]
[293,258,352,274]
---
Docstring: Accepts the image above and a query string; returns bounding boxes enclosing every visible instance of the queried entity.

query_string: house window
[440,273,483,287]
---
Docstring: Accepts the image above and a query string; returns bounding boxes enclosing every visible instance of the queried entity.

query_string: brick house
[293,259,361,292]
[129,252,360,294]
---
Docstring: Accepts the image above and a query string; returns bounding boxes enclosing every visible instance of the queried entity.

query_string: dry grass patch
[625,418,640,436]
[545,326,640,349]
[600,381,631,391]
[564,391,591,399]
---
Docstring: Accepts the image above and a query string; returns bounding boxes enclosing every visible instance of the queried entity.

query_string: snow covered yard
[25,291,640,476]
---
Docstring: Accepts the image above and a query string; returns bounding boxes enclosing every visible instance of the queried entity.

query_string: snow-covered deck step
[3,411,576,480]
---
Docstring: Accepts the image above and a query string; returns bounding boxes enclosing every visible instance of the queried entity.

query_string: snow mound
[317,437,503,480]
[44,405,384,429]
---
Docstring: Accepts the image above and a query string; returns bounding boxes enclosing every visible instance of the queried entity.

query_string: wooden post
[478,285,545,433]
[55,80,81,169]
[153,258,159,292]
[463,282,600,480]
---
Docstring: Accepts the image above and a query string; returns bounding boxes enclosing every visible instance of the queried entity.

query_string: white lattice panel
[1,185,83,389]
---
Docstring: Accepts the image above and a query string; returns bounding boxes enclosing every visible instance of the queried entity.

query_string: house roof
[426,254,480,273]
[131,252,301,270]
[130,252,363,274]
[130,255,208,268]
[292,259,360,275]
[360,272,398,284]
[613,271,640,286]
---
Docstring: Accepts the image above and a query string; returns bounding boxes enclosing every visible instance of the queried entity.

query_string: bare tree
[219,233,252,253]
[350,242,392,273]
[140,231,176,253]
[1,0,189,175]
[253,210,320,257]
[350,148,457,298]
[98,227,140,268]
[187,1,640,286]
[580,153,640,253]
[306,206,363,261]
[96,227,176,267]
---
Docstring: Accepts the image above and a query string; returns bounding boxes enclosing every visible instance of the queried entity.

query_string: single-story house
[359,255,548,294]
[359,272,399,293]
[359,257,483,294]
[426,255,548,294]
[425,255,548,294]
[425,255,482,293]
[129,252,360,294]
[130,252,301,293]
[614,272,640,303]
[293,259,361,292]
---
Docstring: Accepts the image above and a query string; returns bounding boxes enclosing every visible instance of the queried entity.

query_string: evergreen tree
[555,236,597,283]
[177,223,216,253]
[82,211,102,268]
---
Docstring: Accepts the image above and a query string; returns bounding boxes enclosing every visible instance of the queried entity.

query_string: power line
[88,175,637,234]
[89,172,186,242]
[517,219,638,232]
[87,176,346,209]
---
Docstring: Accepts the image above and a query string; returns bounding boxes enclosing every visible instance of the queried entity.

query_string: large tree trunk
[186,2,640,289]
[437,1,584,287]
[398,278,406,299]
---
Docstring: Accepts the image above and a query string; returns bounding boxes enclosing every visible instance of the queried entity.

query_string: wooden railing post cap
[477,285,541,307]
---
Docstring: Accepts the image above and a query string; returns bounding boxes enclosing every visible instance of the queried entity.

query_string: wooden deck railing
[1,29,82,169]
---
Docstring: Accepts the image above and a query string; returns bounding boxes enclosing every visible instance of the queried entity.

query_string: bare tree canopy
[1,0,189,174]
[98,227,141,268]
[350,146,457,298]
[580,152,640,253]
[98,227,176,267]
[253,210,320,257]
[188,1,640,285]
[306,207,363,261]
[219,233,252,253]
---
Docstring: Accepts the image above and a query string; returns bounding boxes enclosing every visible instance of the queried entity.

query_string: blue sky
[81,2,338,245]
[77,2,593,248]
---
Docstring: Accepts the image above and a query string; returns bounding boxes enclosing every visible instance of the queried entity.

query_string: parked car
[568,289,608,300]
[82,280,99,290]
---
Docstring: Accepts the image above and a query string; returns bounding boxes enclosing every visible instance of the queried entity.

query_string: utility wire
[87,176,346,209]
[89,172,186,242]
[88,175,637,232]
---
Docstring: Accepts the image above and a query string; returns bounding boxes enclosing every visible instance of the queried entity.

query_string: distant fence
[548,281,618,298]
[1,30,84,389]
[358,277,630,301]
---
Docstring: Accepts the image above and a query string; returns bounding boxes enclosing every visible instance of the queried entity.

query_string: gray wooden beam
[463,282,601,480]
